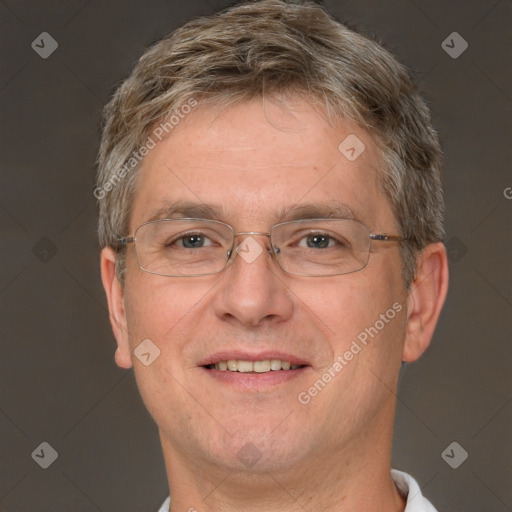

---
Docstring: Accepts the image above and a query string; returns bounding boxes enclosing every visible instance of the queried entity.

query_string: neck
[159,406,406,512]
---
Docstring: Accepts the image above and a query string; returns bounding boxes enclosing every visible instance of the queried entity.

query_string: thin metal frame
[116,217,405,277]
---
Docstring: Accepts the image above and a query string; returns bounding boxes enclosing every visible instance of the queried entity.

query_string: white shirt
[391,470,438,511]
[157,469,437,512]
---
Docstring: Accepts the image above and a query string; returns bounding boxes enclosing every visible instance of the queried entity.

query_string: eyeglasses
[117,218,405,278]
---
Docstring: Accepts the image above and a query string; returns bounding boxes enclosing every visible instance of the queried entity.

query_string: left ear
[403,242,449,362]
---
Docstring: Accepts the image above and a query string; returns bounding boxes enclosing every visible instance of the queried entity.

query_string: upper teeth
[212,359,301,373]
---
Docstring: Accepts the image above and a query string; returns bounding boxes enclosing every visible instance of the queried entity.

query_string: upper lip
[198,350,310,367]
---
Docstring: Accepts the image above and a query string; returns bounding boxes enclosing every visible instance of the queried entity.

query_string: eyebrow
[145,199,358,224]
[146,200,227,222]
[278,202,357,222]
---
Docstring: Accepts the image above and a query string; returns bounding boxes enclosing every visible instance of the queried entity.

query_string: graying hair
[96,0,444,287]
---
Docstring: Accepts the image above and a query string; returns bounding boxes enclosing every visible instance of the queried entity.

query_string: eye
[169,233,215,249]
[298,233,339,249]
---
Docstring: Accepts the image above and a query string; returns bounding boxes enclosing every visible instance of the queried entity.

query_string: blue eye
[180,234,207,248]
[169,233,215,249]
[304,233,333,249]
[296,233,342,249]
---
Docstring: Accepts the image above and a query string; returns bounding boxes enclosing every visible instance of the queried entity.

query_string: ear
[100,247,133,369]
[403,242,449,362]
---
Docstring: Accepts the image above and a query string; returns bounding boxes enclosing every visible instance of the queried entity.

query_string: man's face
[118,96,408,473]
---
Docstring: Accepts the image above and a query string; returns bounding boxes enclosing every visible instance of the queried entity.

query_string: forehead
[129,96,396,231]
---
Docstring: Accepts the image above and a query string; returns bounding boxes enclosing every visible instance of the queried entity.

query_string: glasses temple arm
[369,234,405,242]
[114,236,135,249]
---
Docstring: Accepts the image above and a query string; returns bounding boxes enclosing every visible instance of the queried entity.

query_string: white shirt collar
[157,470,438,512]
[157,496,170,512]
[391,469,438,512]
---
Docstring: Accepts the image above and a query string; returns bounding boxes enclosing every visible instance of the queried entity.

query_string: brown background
[1,0,511,510]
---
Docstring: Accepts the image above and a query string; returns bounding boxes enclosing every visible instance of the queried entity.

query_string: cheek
[302,266,406,363]
[304,277,390,333]
[124,271,206,344]
[294,279,406,443]
[122,278,199,424]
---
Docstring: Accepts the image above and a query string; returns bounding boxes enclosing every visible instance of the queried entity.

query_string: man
[96,1,448,510]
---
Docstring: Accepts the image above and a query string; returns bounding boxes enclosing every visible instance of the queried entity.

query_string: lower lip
[201,366,308,390]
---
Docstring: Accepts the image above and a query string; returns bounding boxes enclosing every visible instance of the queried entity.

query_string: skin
[101,94,448,511]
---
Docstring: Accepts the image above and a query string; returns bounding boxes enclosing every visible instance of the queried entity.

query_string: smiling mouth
[205,359,306,373]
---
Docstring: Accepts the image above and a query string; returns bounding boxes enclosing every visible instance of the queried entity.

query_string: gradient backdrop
[1,1,511,511]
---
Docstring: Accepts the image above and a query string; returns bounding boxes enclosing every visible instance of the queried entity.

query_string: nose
[211,234,294,328]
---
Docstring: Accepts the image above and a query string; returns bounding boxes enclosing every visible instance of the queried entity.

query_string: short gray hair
[96,0,444,287]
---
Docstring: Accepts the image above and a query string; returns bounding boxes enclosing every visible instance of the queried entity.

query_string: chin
[199,414,312,473]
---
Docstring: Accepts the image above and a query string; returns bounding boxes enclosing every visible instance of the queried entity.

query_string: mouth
[204,359,305,373]
[198,352,310,387]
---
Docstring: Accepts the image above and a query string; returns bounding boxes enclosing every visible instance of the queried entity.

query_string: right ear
[100,247,133,369]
